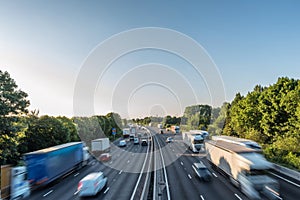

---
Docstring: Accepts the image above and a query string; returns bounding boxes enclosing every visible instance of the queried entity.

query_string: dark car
[141,139,148,146]
[98,153,112,162]
[192,162,212,182]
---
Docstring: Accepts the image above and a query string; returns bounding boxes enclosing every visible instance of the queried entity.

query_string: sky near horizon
[1,1,300,118]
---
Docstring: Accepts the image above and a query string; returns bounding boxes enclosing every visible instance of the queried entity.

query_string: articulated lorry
[205,140,281,200]
[182,131,204,153]
[1,142,90,199]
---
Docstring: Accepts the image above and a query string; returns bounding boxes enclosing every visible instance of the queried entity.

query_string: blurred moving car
[98,153,111,162]
[166,137,173,143]
[141,139,148,146]
[77,172,107,197]
[192,162,212,182]
[118,140,126,147]
[133,137,139,145]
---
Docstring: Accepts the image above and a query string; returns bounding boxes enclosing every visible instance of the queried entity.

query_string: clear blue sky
[1,0,300,118]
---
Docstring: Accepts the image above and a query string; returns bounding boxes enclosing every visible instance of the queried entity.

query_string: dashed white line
[73,190,79,195]
[74,172,79,177]
[200,195,205,200]
[188,174,192,179]
[103,187,110,194]
[43,190,53,197]
[234,193,242,200]
[212,172,218,177]
[127,160,130,163]
[119,170,123,174]
[180,162,184,166]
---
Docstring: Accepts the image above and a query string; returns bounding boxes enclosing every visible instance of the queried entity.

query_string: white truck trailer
[91,138,110,157]
[182,131,204,153]
[211,135,261,150]
[205,140,281,200]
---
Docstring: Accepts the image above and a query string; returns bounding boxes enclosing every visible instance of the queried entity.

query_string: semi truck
[211,135,262,151]
[1,165,30,200]
[24,142,90,187]
[182,131,204,153]
[123,128,130,138]
[1,142,89,199]
[205,140,281,200]
[91,138,110,157]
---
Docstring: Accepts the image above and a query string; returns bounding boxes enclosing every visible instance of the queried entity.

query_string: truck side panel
[205,141,240,180]
[24,143,83,186]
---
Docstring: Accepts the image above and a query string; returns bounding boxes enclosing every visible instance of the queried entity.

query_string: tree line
[1,71,299,170]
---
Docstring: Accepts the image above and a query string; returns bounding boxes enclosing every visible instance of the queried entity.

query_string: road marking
[43,190,53,197]
[103,187,110,194]
[119,170,123,174]
[269,172,300,188]
[74,190,79,195]
[127,160,130,163]
[212,172,218,177]
[74,172,79,177]
[180,162,184,166]
[234,193,242,200]
[200,195,205,200]
[188,174,192,179]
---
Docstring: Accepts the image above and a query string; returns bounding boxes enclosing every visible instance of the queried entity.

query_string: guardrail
[273,163,300,182]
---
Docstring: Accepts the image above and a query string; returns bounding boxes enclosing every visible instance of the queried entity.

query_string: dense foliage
[181,104,212,130]
[223,78,300,170]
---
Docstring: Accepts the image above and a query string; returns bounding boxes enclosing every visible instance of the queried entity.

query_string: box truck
[205,140,281,200]
[211,135,262,151]
[91,138,110,157]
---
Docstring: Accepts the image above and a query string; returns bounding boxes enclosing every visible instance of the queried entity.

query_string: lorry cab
[78,172,107,197]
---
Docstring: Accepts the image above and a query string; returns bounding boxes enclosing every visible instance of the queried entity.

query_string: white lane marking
[43,190,53,197]
[74,172,79,177]
[269,172,300,188]
[234,193,242,200]
[103,187,110,194]
[180,162,184,166]
[200,195,205,200]
[127,160,130,163]
[74,190,79,195]
[188,174,192,179]
[212,172,218,177]
[119,170,123,175]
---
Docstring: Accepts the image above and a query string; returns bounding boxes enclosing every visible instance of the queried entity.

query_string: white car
[119,140,127,147]
[77,172,107,197]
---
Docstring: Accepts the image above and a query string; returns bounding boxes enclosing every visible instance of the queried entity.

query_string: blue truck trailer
[23,142,89,186]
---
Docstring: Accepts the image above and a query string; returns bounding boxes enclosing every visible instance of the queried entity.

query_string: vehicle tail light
[78,181,82,191]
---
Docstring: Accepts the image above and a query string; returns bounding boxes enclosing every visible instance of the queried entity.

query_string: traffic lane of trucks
[155,134,249,200]
[24,140,148,200]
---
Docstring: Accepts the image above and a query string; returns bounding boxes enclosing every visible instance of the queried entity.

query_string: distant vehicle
[77,172,107,197]
[141,139,148,146]
[170,125,180,134]
[206,140,280,200]
[182,131,204,153]
[192,162,212,182]
[91,138,110,157]
[189,130,209,139]
[98,153,112,162]
[133,137,139,145]
[160,130,164,134]
[123,128,130,139]
[157,124,163,129]
[166,137,173,143]
[118,140,127,147]
[211,135,261,150]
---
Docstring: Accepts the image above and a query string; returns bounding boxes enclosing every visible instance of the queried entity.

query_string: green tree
[0,70,30,165]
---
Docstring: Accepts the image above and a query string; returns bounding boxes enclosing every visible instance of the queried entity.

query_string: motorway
[25,127,300,200]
